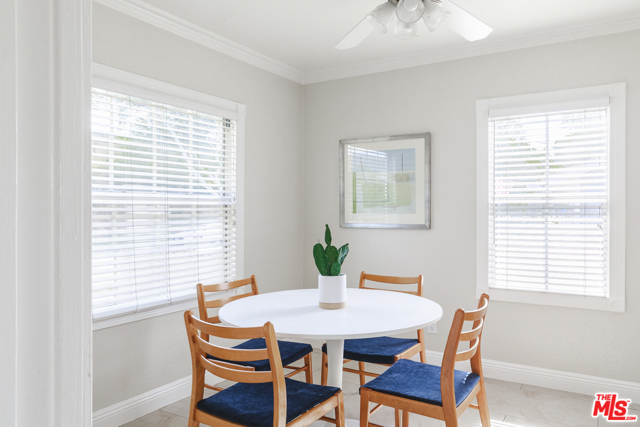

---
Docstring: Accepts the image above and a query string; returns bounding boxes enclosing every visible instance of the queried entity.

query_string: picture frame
[340,132,431,229]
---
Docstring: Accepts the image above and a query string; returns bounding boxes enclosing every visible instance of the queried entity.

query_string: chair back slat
[199,355,274,384]
[359,271,424,297]
[207,359,256,372]
[195,334,269,362]
[359,287,418,295]
[463,302,488,322]
[206,292,253,309]
[190,313,264,340]
[201,277,254,292]
[459,319,483,342]
[455,341,479,362]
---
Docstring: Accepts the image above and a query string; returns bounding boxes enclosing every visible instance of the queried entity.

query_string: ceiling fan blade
[441,0,492,41]
[335,18,375,50]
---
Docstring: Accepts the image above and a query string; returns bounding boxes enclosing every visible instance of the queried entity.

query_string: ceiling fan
[336,0,492,49]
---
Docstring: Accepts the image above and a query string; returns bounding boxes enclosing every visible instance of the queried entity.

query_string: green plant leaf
[337,243,349,265]
[324,224,332,246]
[313,243,329,276]
[326,245,338,266]
[330,261,341,276]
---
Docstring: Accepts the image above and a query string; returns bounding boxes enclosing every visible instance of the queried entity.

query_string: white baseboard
[92,373,221,427]
[423,350,640,403]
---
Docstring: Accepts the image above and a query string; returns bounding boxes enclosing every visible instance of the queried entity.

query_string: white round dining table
[218,288,443,390]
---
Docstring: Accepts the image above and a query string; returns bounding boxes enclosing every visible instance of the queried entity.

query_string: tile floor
[123,349,638,427]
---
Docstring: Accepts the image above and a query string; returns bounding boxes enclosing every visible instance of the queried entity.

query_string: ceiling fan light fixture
[366,1,397,33]
[396,0,425,24]
[335,0,493,50]
[394,20,419,40]
[422,0,451,32]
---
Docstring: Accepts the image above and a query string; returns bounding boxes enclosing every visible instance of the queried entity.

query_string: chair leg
[358,361,366,386]
[442,409,459,427]
[418,329,427,364]
[188,392,200,427]
[188,406,199,427]
[402,410,410,427]
[304,353,313,384]
[476,380,492,427]
[335,393,345,427]
[360,388,371,427]
[394,408,401,427]
[321,352,328,386]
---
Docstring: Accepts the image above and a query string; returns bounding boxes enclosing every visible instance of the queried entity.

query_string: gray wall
[92,4,304,410]
[302,31,640,383]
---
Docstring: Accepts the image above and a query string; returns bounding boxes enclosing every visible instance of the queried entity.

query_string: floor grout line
[160,409,186,418]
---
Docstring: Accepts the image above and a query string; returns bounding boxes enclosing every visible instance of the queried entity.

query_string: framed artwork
[340,133,431,229]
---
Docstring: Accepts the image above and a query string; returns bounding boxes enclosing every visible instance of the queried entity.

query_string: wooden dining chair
[359,294,491,427]
[184,310,345,427]
[321,272,426,388]
[197,276,314,391]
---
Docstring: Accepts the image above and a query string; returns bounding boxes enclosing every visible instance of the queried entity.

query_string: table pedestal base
[322,339,359,426]
[325,339,344,388]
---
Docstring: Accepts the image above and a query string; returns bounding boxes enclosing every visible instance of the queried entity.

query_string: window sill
[92,297,199,331]
[476,287,625,313]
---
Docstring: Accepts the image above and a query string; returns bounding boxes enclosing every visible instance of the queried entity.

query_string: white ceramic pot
[318,273,347,309]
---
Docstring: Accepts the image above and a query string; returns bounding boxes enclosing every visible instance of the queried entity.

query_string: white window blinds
[488,106,609,297]
[91,88,237,319]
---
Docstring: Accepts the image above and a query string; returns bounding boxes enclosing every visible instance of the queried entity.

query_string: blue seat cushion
[321,336,420,364]
[208,338,312,371]
[197,378,340,427]
[363,359,480,407]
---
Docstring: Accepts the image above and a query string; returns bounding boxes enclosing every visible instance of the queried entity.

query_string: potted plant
[313,225,349,309]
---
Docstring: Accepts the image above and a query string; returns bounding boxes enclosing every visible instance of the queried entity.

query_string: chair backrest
[184,310,287,426]
[440,293,490,408]
[197,276,259,340]
[358,271,423,297]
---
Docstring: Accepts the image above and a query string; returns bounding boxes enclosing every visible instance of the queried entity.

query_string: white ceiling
[130,0,640,80]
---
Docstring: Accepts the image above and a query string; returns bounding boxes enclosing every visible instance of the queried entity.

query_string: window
[91,65,245,327]
[476,84,625,312]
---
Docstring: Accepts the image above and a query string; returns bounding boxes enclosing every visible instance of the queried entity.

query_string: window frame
[91,64,246,330]
[476,84,626,312]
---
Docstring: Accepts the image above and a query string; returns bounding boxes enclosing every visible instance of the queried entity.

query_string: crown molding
[96,0,640,86]
[303,14,640,84]
[94,0,305,84]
